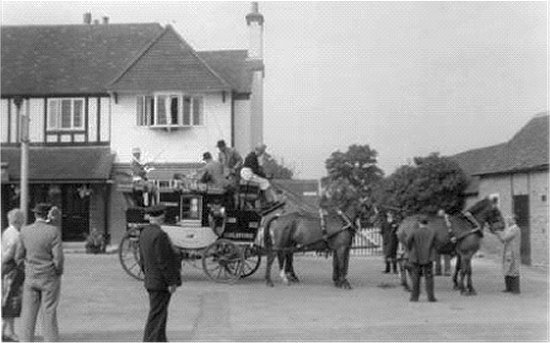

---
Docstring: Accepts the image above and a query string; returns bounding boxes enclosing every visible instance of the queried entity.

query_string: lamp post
[15,97,30,223]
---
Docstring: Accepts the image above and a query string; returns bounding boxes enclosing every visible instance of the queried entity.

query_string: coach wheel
[202,239,244,284]
[240,245,262,278]
[118,228,144,281]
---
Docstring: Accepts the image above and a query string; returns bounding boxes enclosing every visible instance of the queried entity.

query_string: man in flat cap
[17,203,64,341]
[139,205,182,342]
[406,215,437,302]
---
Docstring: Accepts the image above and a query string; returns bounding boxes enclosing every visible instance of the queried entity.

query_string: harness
[444,211,483,243]
[272,208,357,253]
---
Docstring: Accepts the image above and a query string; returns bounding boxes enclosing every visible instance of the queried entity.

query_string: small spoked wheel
[118,229,144,281]
[202,239,244,283]
[240,245,262,278]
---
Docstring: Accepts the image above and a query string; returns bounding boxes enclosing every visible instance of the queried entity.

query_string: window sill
[147,125,192,131]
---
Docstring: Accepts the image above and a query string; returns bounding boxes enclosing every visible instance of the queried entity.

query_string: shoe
[3,334,18,342]
[428,298,438,302]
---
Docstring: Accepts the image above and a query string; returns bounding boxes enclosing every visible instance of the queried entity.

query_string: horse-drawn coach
[118,176,281,284]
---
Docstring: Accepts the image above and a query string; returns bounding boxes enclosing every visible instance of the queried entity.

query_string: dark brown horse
[397,198,504,295]
[263,203,360,289]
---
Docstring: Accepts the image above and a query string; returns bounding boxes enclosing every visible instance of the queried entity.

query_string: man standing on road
[495,215,521,294]
[17,203,64,341]
[139,205,182,342]
[406,216,437,302]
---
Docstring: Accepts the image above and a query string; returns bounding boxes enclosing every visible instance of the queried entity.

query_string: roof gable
[1,23,163,96]
[108,25,230,92]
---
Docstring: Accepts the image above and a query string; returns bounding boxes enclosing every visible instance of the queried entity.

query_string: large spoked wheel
[202,239,244,284]
[119,228,144,281]
[240,245,262,278]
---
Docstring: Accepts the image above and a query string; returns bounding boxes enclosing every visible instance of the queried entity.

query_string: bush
[85,228,106,254]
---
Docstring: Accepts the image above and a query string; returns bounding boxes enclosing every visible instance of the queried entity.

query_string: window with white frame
[47,98,85,131]
[136,94,203,127]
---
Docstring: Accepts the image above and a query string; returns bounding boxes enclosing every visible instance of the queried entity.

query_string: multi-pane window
[47,98,84,131]
[136,94,203,127]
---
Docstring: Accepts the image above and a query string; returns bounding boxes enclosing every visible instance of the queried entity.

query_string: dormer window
[137,94,203,128]
[47,98,85,131]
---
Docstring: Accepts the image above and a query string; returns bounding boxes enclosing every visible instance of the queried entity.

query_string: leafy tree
[262,153,294,180]
[322,144,384,217]
[374,153,468,217]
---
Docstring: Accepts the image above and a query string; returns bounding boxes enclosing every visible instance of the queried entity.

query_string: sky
[1,1,548,179]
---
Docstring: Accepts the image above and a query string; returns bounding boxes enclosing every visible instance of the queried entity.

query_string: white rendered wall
[28,98,44,143]
[88,98,98,142]
[234,99,251,155]
[111,92,232,164]
[1,99,9,143]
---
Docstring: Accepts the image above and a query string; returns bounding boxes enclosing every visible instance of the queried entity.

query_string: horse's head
[467,197,505,232]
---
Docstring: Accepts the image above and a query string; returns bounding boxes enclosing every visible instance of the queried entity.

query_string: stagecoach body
[118,178,265,283]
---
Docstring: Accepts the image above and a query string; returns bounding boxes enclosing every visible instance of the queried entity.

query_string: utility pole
[15,97,30,224]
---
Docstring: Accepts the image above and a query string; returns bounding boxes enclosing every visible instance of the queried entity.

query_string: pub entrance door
[61,184,90,241]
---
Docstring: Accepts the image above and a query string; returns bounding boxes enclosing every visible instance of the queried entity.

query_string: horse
[262,200,360,289]
[396,197,504,296]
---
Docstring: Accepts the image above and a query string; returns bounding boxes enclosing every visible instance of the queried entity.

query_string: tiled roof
[475,112,549,175]
[450,145,505,195]
[0,146,114,182]
[108,26,231,92]
[198,50,253,94]
[1,23,253,96]
[1,23,163,96]
[450,143,506,176]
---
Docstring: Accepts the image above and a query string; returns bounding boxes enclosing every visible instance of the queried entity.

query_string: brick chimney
[245,2,264,60]
[246,2,265,150]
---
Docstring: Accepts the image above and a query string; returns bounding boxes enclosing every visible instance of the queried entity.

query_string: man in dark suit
[406,216,437,302]
[17,203,64,341]
[139,205,182,342]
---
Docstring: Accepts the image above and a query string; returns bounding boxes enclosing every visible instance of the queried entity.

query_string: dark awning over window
[1,147,114,183]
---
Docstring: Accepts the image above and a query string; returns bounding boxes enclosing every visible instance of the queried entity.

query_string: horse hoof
[266,281,274,287]
[453,285,460,291]
[334,281,342,288]
[341,282,352,290]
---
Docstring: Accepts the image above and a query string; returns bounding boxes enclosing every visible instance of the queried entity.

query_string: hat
[202,152,212,161]
[32,203,52,216]
[254,143,267,154]
[146,205,166,217]
[216,140,226,148]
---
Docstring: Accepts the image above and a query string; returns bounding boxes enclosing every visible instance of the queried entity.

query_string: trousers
[20,276,61,342]
[143,290,172,342]
[410,262,436,301]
